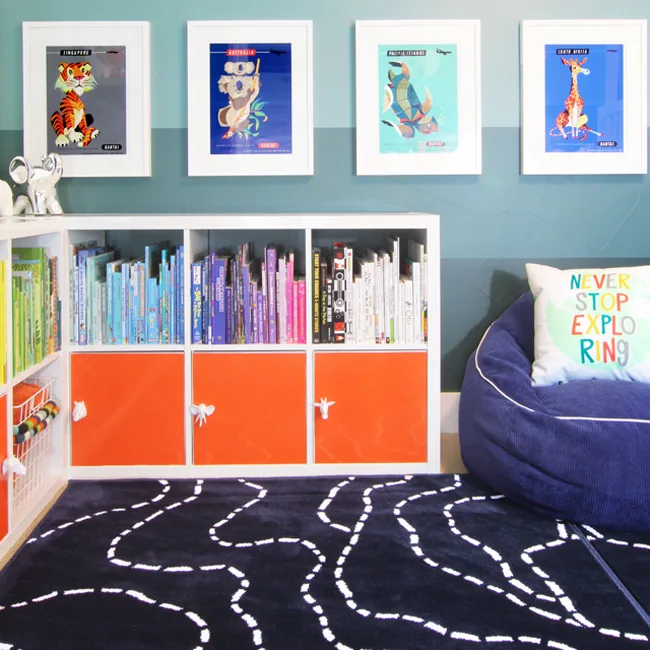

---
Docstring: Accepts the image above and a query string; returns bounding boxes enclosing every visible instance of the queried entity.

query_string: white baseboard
[441,392,460,434]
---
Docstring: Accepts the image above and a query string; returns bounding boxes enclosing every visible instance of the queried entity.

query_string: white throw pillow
[525,263,650,386]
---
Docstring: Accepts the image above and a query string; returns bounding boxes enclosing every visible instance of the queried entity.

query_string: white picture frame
[355,19,482,176]
[187,20,314,177]
[521,19,647,175]
[22,21,152,178]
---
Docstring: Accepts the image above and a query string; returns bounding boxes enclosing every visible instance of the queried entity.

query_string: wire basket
[13,376,56,426]
[12,422,54,523]
[11,377,59,525]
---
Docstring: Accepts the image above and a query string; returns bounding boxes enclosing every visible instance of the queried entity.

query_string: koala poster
[209,42,293,155]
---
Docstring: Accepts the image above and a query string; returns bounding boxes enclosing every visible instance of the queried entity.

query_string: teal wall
[2,0,650,389]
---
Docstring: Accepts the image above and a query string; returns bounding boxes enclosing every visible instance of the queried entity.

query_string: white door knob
[72,400,87,422]
[314,397,335,420]
[3,457,26,476]
[191,403,215,427]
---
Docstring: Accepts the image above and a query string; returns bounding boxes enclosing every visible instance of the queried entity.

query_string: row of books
[191,243,307,344]
[70,240,185,345]
[68,235,427,348]
[313,237,427,344]
[12,248,61,375]
[189,236,428,346]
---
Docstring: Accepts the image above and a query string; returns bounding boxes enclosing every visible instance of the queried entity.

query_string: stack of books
[70,240,184,345]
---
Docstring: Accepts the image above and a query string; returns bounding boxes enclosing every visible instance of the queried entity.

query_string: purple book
[213,257,227,344]
[242,263,252,344]
[251,282,258,344]
[257,293,264,345]
[266,248,277,344]
[225,286,232,344]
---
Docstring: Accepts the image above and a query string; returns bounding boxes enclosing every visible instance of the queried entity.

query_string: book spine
[121,262,128,344]
[292,278,299,345]
[278,256,286,344]
[100,282,107,344]
[147,277,159,344]
[257,289,264,345]
[242,263,251,344]
[332,243,346,344]
[73,257,79,344]
[112,271,121,345]
[344,247,353,342]
[191,262,202,344]
[297,280,306,344]
[267,249,277,344]
[106,264,114,345]
[78,253,87,345]
[312,248,321,343]
[251,282,258,344]
[261,260,268,344]
[209,253,216,344]
[170,255,176,345]
[139,261,146,344]
[287,251,294,344]
[225,285,232,345]
[320,259,328,343]
[201,258,208,344]
[214,258,227,344]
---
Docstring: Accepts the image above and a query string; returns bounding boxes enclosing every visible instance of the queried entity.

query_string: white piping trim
[474,323,650,425]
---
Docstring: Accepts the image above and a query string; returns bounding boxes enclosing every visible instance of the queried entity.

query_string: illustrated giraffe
[549,57,604,140]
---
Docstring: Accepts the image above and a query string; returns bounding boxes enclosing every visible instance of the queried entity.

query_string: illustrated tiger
[50,61,100,148]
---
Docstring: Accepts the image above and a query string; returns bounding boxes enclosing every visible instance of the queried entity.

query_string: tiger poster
[209,43,293,155]
[45,46,127,156]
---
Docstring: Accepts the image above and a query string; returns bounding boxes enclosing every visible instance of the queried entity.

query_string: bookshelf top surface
[0,212,437,233]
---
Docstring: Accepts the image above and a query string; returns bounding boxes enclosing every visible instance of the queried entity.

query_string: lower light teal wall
[2,127,649,390]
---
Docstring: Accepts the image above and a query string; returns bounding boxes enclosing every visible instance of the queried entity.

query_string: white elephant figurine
[8,153,64,216]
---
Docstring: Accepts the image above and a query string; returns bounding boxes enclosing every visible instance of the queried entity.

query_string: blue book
[113,270,123,345]
[146,277,159,344]
[106,259,124,344]
[121,262,130,344]
[77,246,105,345]
[179,245,185,344]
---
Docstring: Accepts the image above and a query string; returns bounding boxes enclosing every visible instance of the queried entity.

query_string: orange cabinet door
[0,395,7,540]
[315,352,427,464]
[193,353,306,465]
[71,353,185,466]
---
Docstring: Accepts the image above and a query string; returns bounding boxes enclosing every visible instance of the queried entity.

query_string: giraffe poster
[544,44,624,154]
[45,46,127,156]
[209,43,293,156]
[377,45,459,155]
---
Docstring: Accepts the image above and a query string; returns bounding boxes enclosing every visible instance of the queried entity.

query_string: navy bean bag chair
[459,291,650,532]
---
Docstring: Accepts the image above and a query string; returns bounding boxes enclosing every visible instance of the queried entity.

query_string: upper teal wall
[2,0,650,130]
[2,0,650,391]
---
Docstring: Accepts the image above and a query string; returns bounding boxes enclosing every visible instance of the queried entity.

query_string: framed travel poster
[187,20,314,176]
[521,20,647,175]
[355,20,482,176]
[22,21,151,178]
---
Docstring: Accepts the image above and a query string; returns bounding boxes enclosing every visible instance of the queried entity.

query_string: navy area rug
[1,474,650,649]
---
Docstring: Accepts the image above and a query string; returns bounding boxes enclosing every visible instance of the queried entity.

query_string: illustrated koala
[217,61,261,138]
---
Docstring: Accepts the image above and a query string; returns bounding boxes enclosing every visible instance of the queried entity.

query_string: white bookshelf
[0,212,441,563]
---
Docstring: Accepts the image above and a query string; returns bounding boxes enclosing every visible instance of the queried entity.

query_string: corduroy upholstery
[459,291,650,532]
